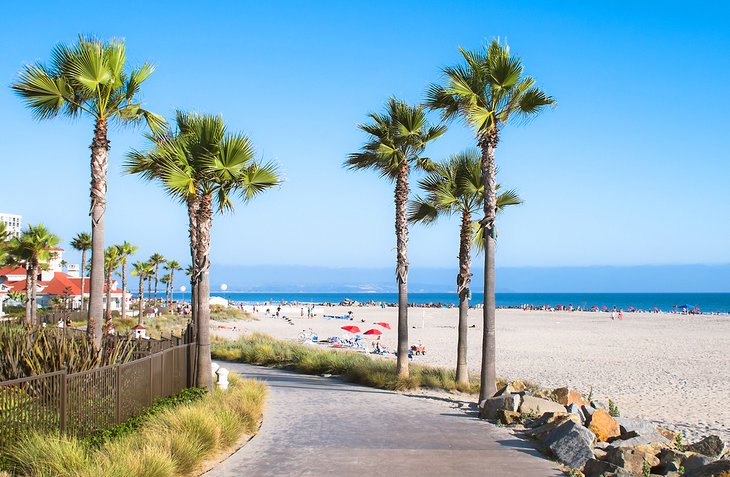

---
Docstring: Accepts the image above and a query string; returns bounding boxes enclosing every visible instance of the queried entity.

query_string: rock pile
[478,385,729,477]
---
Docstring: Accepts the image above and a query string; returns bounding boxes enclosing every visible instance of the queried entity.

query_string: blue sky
[1,1,729,283]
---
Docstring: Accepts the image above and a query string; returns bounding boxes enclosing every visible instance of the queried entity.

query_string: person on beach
[611,310,616,320]
[618,309,623,320]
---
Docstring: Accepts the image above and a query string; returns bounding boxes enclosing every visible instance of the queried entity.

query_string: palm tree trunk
[147,278,152,307]
[24,270,31,325]
[478,130,499,402]
[30,265,39,326]
[187,196,200,342]
[87,118,110,349]
[394,161,410,377]
[137,275,144,326]
[104,267,113,332]
[80,249,87,314]
[154,267,159,305]
[121,260,127,321]
[194,194,213,390]
[456,211,473,387]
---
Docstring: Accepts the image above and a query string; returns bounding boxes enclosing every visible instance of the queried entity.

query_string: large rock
[497,410,520,425]
[525,416,576,441]
[543,419,596,469]
[586,409,622,442]
[553,387,590,407]
[519,395,566,415]
[685,435,726,458]
[655,448,687,474]
[567,403,586,423]
[682,454,717,474]
[604,446,660,474]
[684,459,730,477]
[616,417,658,438]
[583,458,622,477]
[479,394,522,420]
[611,432,670,447]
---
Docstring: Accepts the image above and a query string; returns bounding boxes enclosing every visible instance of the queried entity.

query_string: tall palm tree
[131,261,153,325]
[164,260,182,309]
[12,36,165,348]
[125,111,282,389]
[345,98,446,377]
[70,232,91,313]
[409,149,522,386]
[148,253,166,305]
[7,224,61,325]
[426,40,554,400]
[115,241,137,321]
[160,274,172,308]
[103,246,121,330]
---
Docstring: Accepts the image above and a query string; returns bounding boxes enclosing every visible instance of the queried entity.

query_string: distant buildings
[0,248,129,317]
[0,212,21,239]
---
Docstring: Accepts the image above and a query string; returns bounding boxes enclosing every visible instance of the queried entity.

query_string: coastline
[211,305,730,444]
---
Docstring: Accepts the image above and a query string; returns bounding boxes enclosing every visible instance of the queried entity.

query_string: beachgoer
[610,310,616,321]
[618,309,623,320]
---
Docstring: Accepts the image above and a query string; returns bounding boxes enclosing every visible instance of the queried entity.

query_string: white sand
[212,306,730,442]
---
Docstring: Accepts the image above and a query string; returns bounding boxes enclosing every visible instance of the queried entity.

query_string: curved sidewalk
[205,363,561,477]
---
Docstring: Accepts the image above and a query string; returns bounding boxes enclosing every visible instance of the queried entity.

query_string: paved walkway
[205,364,561,477]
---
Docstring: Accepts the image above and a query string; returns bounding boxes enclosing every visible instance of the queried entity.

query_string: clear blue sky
[1,0,729,276]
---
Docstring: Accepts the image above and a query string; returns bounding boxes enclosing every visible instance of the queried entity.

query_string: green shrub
[608,399,620,417]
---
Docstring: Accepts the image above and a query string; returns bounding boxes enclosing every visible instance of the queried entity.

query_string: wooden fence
[0,342,196,447]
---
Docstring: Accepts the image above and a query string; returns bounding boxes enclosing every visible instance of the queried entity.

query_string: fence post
[114,365,121,424]
[148,357,153,406]
[59,370,67,435]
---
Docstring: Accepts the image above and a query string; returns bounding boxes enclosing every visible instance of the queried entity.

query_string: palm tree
[164,260,182,309]
[70,232,91,313]
[160,274,172,308]
[7,224,61,325]
[103,246,121,330]
[148,253,166,305]
[131,261,152,325]
[12,36,165,348]
[125,111,282,389]
[409,149,522,386]
[115,241,137,321]
[426,39,554,400]
[345,98,446,377]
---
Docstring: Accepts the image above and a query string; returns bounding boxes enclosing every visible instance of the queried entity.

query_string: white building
[0,213,22,239]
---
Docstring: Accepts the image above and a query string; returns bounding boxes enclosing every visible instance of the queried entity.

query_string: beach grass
[2,375,266,477]
[211,332,485,393]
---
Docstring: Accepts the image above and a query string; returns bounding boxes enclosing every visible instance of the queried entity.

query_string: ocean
[170,292,730,314]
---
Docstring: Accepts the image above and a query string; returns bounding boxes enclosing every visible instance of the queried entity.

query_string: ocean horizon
[161,291,730,314]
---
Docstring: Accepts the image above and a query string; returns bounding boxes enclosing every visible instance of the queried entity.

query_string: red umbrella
[341,325,360,333]
[374,322,391,330]
[363,328,382,335]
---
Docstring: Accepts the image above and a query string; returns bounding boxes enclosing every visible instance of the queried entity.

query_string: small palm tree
[7,224,61,324]
[164,260,182,309]
[160,274,172,309]
[12,36,165,348]
[131,261,153,325]
[115,241,138,321]
[125,111,282,389]
[148,253,166,305]
[345,98,446,377]
[409,149,522,386]
[426,39,554,399]
[70,232,91,313]
[103,246,121,330]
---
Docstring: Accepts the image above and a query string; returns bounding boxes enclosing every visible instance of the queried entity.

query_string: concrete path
[205,364,562,477]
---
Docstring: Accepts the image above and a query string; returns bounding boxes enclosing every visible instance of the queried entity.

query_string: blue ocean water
[172,292,730,314]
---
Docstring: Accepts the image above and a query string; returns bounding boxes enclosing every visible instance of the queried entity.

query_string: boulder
[604,446,660,474]
[497,410,520,425]
[567,403,586,423]
[586,409,622,442]
[611,432,670,447]
[657,427,680,442]
[616,417,658,438]
[685,435,726,458]
[593,447,608,459]
[526,411,571,428]
[682,454,716,474]
[479,394,522,420]
[519,395,566,415]
[655,448,687,473]
[553,387,590,407]
[583,458,622,477]
[684,459,730,477]
[525,416,576,441]
[543,419,596,469]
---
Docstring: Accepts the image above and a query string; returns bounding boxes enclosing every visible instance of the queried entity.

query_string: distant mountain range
[207,264,730,293]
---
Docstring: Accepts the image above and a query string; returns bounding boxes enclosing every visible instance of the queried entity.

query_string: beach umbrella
[341,325,360,333]
[627,306,635,312]
[601,305,608,310]
[374,322,391,330]
[363,328,382,336]
[676,304,694,309]
[653,307,660,312]
[591,305,599,310]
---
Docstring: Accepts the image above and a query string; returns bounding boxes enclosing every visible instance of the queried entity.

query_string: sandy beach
[212,306,729,442]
